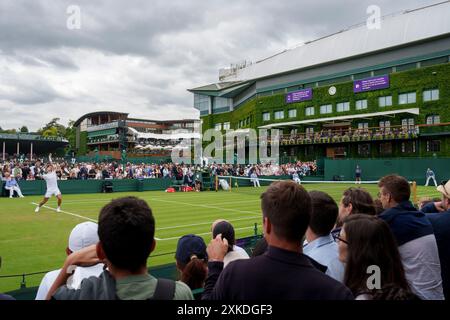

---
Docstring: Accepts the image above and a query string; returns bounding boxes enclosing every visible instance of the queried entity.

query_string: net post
[215,175,218,192]
[21,274,26,289]
[412,181,417,206]
[229,176,232,192]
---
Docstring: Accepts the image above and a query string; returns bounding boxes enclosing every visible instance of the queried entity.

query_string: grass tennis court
[0,182,441,293]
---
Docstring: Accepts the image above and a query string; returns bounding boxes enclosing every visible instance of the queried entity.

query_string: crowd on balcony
[280,126,419,145]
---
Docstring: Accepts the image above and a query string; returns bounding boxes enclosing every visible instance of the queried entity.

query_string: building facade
[74,111,200,159]
[189,2,450,162]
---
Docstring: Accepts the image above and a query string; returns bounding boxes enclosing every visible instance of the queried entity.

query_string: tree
[0,127,17,134]
[42,126,58,137]
[19,126,29,133]
[38,118,66,137]
[64,120,77,154]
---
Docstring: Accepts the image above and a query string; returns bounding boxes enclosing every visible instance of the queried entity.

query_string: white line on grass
[156,226,256,241]
[155,215,260,231]
[30,202,164,240]
[30,202,98,223]
[148,198,260,215]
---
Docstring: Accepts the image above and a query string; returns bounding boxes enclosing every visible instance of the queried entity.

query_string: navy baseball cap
[175,234,207,266]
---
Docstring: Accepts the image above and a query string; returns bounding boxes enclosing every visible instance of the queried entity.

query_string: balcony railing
[274,125,421,146]
[0,133,68,143]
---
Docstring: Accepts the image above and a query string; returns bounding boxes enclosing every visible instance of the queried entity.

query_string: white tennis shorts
[45,189,61,198]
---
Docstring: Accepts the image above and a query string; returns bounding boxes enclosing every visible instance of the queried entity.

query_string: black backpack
[148,279,176,300]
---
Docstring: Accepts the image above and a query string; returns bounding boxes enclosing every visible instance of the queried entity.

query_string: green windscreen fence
[13,178,174,196]
[324,158,450,184]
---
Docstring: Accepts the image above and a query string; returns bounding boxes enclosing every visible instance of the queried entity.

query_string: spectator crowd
[0,158,317,182]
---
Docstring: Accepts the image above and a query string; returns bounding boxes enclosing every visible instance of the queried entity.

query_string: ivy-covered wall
[201,62,450,158]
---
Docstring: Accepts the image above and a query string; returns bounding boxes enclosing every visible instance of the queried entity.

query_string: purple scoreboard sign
[285,88,313,104]
[353,75,390,93]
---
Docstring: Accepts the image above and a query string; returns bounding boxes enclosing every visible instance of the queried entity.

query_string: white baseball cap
[437,180,450,199]
[68,222,99,252]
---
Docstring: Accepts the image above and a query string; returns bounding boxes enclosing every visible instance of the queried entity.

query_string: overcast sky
[0,0,439,131]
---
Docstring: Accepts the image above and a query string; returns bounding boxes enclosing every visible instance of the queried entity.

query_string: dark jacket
[421,202,440,214]
[379,201,434,246]
[427,211,450,300]
[0,293,15,300]
[202,246,353,300]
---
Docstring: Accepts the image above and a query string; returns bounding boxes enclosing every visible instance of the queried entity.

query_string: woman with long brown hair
[335,214,418,300]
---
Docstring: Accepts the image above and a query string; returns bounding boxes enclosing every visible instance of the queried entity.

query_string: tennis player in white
[35,164,62,213]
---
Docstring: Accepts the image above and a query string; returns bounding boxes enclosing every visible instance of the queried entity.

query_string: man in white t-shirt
[35,164,62,213]
[250,168,260,188]
[35,222,104,300]
[292,171,301,185]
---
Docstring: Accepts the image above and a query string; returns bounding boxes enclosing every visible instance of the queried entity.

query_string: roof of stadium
[189,1,450,91]
[74,111,199,127]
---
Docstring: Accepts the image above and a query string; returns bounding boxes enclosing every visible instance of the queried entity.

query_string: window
[401,141,416,153]
[194,94,210,114]
[305,145,315,156]
[373,68,392,76]
[246,117,250,125]
[262,112,270,121]
[214,123,222,131]
[357,144,370,157]
[427,140,441,152]
[401,118,414,130]
[356,99,368,110]
[336,102,350,112]
[306,127,314,135]
[379,120,391,132]
[423,89,439,102]
[213,97,232,113]
[379,143,393,155]
[274,111,284,120]
[353,72,372,80]
[399,92,416,105]
[379,96,392,107]
[287,85,303,92]
[320,104,332,114]
[426,115,440,125]
[396,63,417,72]
[305,107,315,116]
[421,56,448,67]
[223,122,230,130]
[358,123,369,132]
[288,109,297,118]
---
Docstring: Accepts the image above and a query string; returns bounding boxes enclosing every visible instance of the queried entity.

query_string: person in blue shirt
[355,165,362,185]
[3,172,24,198]
[378,174,443,300]
[304,191,345,282]
[425,180,450,300]
[425,168,437,187]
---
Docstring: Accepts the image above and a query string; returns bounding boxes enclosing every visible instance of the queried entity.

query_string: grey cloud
[0,0,438,130]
